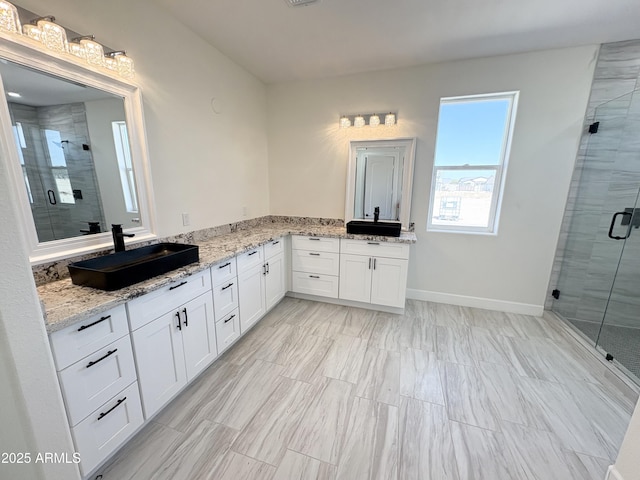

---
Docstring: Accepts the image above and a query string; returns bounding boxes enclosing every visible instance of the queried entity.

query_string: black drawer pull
[176,311,182,331]
[218,262,231,269]
[224,314,235,324]
[86,349,117,368]
[183,308,188,327]
[77,315,111,332]
[97,397,126,421]
[272,240,280,245]
[221,282,234,291]
[169,281,187,291]
[309,275,320,279]
[309,238,320,241]
[248,250,258,256]
[367,242,380,245]
[309,252,320,256]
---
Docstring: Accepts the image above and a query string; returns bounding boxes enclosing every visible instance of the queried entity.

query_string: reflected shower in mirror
[1,60,139,242]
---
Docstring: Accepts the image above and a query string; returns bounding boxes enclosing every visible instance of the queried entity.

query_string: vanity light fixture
[22,23,42,42]
[35,16,68,53]
[106,51,135,79]
[385,112,396,126]
[68,41,86,60]
[72,35,105,67]
[338,112,398,129]
[339,115,351,128]
[0,1,20,34]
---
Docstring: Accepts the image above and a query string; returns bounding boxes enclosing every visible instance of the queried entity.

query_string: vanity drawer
[213,277,239,320]
[292,272,339,298]
[292,235,340,253]
[50,304,129,371]
[264,238,284,259]
[127,270,211,331]
[340,239,410,259]
[58,335,137,427]
[211,257,237,287]
[236,246,264,274]
[292,250,339,276]
[215,309,240,354]
[72,381,144,477]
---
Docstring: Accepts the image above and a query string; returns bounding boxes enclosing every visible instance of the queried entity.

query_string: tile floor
[98,298,639,480]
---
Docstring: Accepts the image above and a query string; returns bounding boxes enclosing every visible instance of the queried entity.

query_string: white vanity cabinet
[128,270,217,418]
[339,239,409,308]
[291,235,340,298]
[49,304,144,477]
[237,238,286,334]
[211,257,241,354]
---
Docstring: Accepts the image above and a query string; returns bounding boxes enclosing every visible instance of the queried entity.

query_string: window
[44,129,75,204]
[12,122,33,203]
[427,92,518,234]
[112,121,138,213]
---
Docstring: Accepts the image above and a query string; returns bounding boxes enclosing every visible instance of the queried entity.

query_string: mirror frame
[0,33,156,264]
[345,138,416,230]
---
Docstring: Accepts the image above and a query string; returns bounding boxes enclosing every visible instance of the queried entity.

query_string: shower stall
[552,87,640,382]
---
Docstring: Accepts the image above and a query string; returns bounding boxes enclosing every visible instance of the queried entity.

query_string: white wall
[18,0,270,237]
[85,98,139,228]
[268,46,598,313]
[611,400,640,480]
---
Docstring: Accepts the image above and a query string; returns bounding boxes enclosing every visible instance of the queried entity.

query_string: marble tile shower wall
[548,40,640,329]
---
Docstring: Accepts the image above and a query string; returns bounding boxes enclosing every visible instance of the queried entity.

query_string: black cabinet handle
[221,282,234,291]
[97,397,126,421]
[309,252,320,256]
[47,189,57,205]
[263,264,267,275]
[77,315,111,332]
[266,262,270,274]
[248,250,258,256]
[169,281,187,291]
[182,308,188,327]
[367,242,380,245]
[608,211,634,240]
[272,240,280,245]
[309,275,320,279]
[374,258,377,270]
[86,349,117,368]
[218,262,231,269]
[176,311,182,330]
[224,314,235,324]
[369,258,372,269]
[309,238,320,241]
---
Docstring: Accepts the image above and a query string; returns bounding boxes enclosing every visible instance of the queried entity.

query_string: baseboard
[406,289,544,316]
[286,292,405,315]
[606,465,623,480]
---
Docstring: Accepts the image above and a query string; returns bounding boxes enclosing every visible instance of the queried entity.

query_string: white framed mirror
[345,138,416,230]
[0,36,156,264]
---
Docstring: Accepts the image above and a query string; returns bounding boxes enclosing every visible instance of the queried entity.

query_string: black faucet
[111,224,135,252]
[374,206,380,223]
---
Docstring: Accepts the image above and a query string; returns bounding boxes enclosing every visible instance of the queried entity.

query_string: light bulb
[37,18,68,53]
[79,37,105,67]
[339,116,351,128]
[68,42,86,60]
[385,113,396,126]
[354,115,365,128]
[369,114,380,127]
[23,24,43,43]
[0,1,20,34]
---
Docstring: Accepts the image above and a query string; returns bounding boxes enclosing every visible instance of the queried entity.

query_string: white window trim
[427,91,519,235]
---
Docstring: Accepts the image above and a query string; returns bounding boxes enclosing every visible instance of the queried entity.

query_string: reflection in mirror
[346,138,416,230]
[354,146,404,221]
[1,60,139,242]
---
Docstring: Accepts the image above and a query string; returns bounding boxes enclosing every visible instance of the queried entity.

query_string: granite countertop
[39,223,416,334]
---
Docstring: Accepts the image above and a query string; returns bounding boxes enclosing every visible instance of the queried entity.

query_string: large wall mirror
[0,39,155,263]
[345,138,416,230]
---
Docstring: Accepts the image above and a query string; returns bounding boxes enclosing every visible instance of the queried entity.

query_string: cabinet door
[238,264,266,334]
[370,257,409,308]
[215,309,240,354]
[265,251,286,311]
[181,293,218,380]
[339,254,373,303]
[131,311,187,418]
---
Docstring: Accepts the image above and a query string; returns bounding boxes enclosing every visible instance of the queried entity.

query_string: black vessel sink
[68,243,199,291]
[346,220,402,237]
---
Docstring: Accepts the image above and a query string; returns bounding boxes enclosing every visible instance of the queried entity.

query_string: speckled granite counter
[39,223,416,333]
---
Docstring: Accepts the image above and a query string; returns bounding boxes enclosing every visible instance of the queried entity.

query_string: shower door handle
[47,189,57,205]
[608,211,633,240]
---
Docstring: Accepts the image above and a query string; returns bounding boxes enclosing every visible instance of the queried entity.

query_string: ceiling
[154,0,640,84]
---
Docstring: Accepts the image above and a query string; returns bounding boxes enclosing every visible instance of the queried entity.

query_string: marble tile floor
[98,298,639,480]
